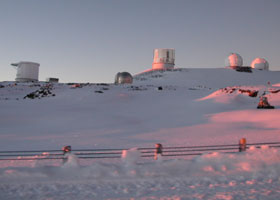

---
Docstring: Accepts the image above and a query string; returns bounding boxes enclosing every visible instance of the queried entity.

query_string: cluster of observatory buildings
[11,61,58,83]
[10,49,269,84]
[226,53,269,71]
[115,50,270,84]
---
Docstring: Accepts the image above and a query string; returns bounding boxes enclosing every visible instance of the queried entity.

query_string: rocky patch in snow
[221,87,259,97]
[24,84,55,99]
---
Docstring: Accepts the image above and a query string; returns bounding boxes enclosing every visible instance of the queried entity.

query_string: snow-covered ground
[1,147,280,199]
[1,68,280,199]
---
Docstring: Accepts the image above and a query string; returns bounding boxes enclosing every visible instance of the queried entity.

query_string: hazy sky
[1,0,280,83]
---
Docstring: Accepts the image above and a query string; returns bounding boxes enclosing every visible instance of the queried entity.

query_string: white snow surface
[1,68,280,199]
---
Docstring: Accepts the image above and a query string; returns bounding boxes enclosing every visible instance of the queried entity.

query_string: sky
[0,0,280,83]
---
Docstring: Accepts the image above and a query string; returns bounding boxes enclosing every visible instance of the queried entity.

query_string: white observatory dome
[251,58,269,70]
[225,53,243,68]
[11,61,40,82]
[115,72,133,84]
[152,48,175,70]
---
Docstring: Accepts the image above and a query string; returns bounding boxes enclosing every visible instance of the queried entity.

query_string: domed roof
[225,53,243,67]
[251,58,269,70]
[115,72,133,84]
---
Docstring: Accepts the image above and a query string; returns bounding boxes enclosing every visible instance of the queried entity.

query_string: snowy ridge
[134,68,280,88]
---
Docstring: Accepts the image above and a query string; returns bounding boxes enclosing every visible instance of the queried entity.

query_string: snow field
[1,68,280,199]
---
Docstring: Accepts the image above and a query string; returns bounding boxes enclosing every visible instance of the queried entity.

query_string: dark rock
[248,91,258,97]
[271,89,280,94]
[95,91,104,93]
[24,85,55,99]
[96,83,109,86]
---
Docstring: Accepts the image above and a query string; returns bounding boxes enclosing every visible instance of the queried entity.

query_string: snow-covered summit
[1,68,280,150]
[1,67,280,199]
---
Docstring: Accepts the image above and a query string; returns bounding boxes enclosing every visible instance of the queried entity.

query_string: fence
[1,139,280,161]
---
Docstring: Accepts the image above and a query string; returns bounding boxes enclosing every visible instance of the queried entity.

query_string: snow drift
[1,147,280,199]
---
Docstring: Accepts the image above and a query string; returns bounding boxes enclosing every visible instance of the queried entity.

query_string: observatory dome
[225,53,243,68]
[152,48,175,70]
[115,72,133,84]
[11,61,40,82]
[251,58,269,70]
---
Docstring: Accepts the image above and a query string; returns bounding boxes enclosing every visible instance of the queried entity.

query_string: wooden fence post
[154,143,163,160]
[62,145,72,163]
[239,138,246,152]
[62,145,71,155]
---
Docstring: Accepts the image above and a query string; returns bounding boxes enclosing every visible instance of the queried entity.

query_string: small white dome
[251,58,269,70]
[225,53,243,67]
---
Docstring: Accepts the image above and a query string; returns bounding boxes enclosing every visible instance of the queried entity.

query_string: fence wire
[0,142,280,161]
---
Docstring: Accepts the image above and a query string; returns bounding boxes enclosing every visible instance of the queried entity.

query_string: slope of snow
[134,68,280,88]
[1,68,280,150]
[1,68,280,199]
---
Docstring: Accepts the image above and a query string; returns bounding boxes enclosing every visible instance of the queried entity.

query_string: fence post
[239,138,246,152]
[62,145,71,163]
[154,143,163,160]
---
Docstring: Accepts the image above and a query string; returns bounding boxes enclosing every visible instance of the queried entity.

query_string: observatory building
[152,48,175,70]
[11,61,40,82]
[46,77,59,83]
[115,72,133,84]
[225,53,243,69]
[251,58,269,70]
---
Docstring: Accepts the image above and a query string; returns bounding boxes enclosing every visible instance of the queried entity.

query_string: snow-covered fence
[1,141,280,162]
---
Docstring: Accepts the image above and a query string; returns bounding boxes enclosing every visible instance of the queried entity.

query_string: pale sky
[0,0,279,83]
